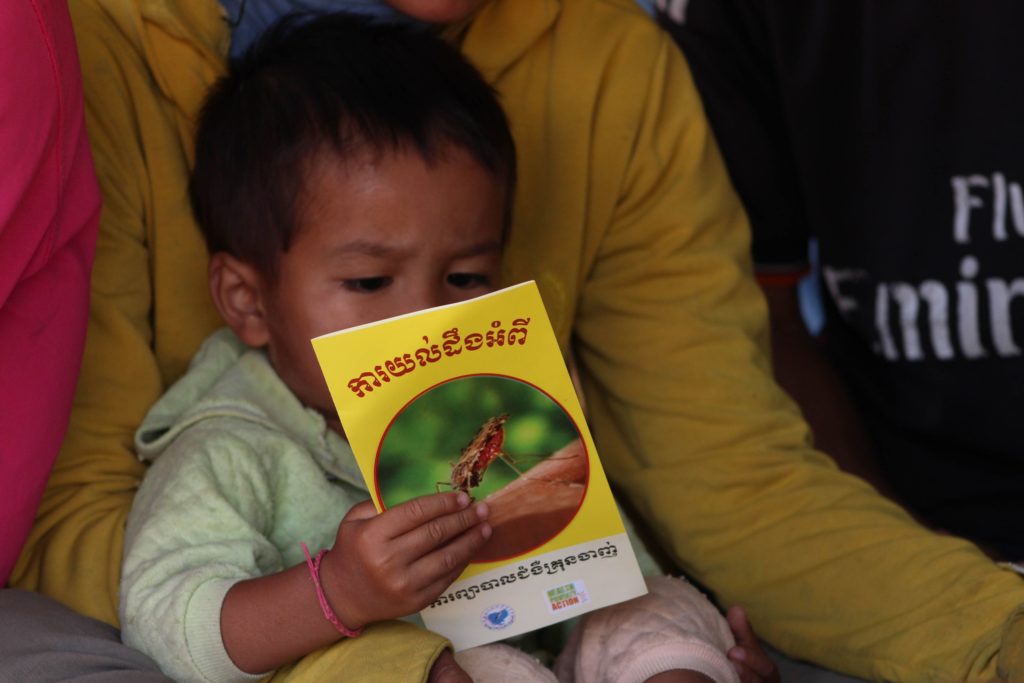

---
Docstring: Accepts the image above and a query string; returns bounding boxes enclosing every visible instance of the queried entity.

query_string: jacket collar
[135,329,365,490]
[448,0,560,82]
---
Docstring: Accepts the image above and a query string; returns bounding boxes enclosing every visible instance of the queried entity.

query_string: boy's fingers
[420,567,468,606]
[411,519,492,587]
[380,492,473,538]
[342,500,380,523]
[399,500,490,558]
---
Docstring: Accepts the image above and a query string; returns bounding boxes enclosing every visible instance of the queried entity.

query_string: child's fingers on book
[341,499,379,522]
[419,571,468,609]
[381,491,474,537]
[396,501,490,558]
[410,521,493,589]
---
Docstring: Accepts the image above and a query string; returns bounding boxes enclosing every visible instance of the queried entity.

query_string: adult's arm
[566,9,1024,682]
[759,284,891,492]
[0,0,100,585]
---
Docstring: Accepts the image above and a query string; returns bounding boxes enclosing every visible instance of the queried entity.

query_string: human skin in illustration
[473,438,587,562]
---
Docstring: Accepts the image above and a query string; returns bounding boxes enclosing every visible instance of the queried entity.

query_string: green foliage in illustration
[377,375,578,507]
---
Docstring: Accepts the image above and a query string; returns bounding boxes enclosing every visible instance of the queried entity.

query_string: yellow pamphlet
[312,281,646,650]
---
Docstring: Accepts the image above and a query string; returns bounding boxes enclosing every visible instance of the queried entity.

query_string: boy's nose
[403,283,449,316]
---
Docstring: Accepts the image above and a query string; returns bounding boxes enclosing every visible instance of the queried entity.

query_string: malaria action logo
[546,580,590,614]
[481,604,515,630]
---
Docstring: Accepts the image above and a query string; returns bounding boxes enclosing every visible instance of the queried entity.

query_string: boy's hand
[726,606,780,683]
[321,492,491,630]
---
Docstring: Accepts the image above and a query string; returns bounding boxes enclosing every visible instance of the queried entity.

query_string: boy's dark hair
[190,12,516,279]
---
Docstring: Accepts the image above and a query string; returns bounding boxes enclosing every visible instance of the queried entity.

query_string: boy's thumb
[343,500,380,522]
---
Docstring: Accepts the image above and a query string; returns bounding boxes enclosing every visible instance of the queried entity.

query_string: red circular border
[373,373,590,562]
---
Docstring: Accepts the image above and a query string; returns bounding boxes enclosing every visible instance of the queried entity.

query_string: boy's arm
[121,433,275,682]
[569,13,1024,682]
[122,429,334,681]
[221,496,488,673]
[122,431,488,680]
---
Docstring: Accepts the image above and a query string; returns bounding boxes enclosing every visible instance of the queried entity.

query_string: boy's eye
[343,277,392,293]
[447,273,491,289]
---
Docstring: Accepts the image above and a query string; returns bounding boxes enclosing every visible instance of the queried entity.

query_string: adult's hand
[726,606,780,683]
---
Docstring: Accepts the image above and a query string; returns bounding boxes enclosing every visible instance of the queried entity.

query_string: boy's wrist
[306,544,367,634]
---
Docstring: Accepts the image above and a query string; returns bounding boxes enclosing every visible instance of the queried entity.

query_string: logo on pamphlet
[546,580,590,614]
[481,604,515,630]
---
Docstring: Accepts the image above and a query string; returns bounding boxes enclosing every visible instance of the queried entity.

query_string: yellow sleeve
[571,16,1024,683]
[265,621,448,683]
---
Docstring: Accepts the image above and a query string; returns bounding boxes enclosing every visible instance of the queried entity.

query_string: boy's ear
[208,252,271,348]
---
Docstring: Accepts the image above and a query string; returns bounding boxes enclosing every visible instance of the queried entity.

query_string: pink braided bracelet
[300,542,363,638]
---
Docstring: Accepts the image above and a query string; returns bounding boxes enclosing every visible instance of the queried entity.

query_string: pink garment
[0,0,100,584]
[555,576,740,683]
[455,577,739,683]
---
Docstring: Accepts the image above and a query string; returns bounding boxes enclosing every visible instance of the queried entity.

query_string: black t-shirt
[661,1,1024,559]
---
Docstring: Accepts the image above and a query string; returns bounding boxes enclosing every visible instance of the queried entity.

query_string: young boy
[120,13,745,683]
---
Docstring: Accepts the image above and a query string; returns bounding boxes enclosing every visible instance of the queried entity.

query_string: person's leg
[0,589,171,682]
[555,575,739,683]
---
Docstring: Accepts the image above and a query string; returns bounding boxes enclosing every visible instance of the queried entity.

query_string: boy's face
[260,144,506,428]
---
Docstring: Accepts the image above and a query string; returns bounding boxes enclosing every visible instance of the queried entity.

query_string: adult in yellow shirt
[8,1,1024,682]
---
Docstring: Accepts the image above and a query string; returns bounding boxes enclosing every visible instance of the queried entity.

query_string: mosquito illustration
[438,413,521,495]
